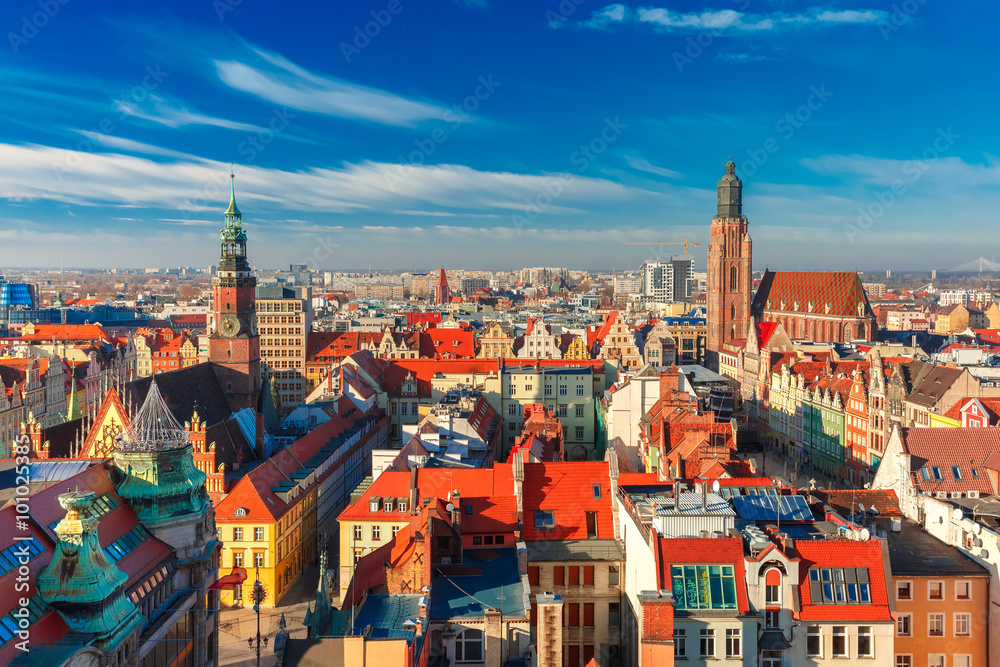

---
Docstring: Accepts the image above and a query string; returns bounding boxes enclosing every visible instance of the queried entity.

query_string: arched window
[456,628,484,662]
[731,303,736,320]
[730,266,737,292]
[858,323,865,339]
[764,568,782,606]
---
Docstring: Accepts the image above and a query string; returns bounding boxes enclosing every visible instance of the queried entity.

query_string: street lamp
[247,567,268,667]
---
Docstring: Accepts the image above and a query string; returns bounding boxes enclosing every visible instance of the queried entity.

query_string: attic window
[234,507,248,517]
[971,468,980,479]
[465,505,472,515]
[384,498,395,512]
[592,485,601,499]
[369,497,382,512]
[952,466,962,481]
[932,467,942,481]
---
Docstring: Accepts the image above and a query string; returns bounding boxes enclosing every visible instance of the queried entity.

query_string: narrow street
[217,564,338,666]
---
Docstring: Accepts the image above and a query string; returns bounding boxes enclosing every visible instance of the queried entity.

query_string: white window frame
[927,580,945,601]
[954,612,971,636]
[927,613,944,637]
[955,579,972,600]
[896,613,912,637]
[953,655,972,667]
[725,628,741,658]
[896,579,912,601]
[807,625,823,658]
[857,625,874,658]
[832,625,848,659]
[699,628,715,658]
[673,628,686,658]
[253,527,264,541]
[455,628,484,663]
[927,655,945,667]
[894,656,912,667]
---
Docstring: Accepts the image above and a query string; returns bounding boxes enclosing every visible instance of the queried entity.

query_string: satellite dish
[713,480,721,494]
[982,549,990,559]
[446,503,455,512]
[860,528,871,541]
[973,523,982,535]
[953,508,964,521]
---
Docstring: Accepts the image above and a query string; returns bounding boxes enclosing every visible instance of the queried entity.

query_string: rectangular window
[233,551,243,568]
[583,566,594,586]
[858,626,873,658]
[955,580,971,600]
[952,465,963,480]
[576,384,584,396]
[766,583,780,605]
[807,625,822,657]
[372,525,380,541]
[233,527,243,541]
[553,566,564,586]
[928,656,945,667]
[534,510,554,530]
[575,426,584,439]
[725,628,741,658]
[895,657,912,667]
[896,613,911,636]
[528,566,539,586]
[928,613,944,636]
[558,405,567,418]
[954,656,971,667]
[592,484,601,499]
[567,603,579,627]
[254,527,264,541]
[544,385,552,396]
[392,526,400,538]
[670,564,738,610]
[699,629,715,658]
[583,603,594,627]
[673,629,686,657]
[765,610,780,629]
[569,566,579,586]
[832,626,847,658]
[472,536,482,546]
[559,385,567,395]
[508,404,518,415]
[576,405,585,417]
[608,566,619,586]
[253,552,264,568]
[928,581,944,600]
[609,602,620,627]
[954,612,970,636]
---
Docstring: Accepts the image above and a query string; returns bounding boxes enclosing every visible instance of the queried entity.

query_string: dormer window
[369,496,382,512]
[234,507,247,517]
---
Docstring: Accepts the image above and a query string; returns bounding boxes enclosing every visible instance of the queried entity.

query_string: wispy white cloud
[115,95,264,132]
[215,48,449,127]
[574,5,888,32]
[76,132,202,160]
[0,142,646,216]
[625,155,683,179]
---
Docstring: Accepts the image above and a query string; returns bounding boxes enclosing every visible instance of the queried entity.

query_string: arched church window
[730,266,737,292]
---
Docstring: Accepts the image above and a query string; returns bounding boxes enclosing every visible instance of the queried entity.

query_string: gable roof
[795,539,892,622]
[752,270,873,319]
[655,537,750,614]
[902,427,1000,495]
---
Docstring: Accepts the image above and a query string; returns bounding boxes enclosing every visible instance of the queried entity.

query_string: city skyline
[0,1,995,271]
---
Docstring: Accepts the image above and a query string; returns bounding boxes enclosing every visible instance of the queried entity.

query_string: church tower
[706,160,752,370]
[209,174,262,414]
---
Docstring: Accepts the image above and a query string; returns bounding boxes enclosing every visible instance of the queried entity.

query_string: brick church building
[706,160,876,369]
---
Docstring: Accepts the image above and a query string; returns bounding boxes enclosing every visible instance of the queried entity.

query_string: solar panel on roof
[732,494,814,523]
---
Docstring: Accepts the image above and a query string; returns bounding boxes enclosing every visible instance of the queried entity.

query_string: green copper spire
[225,170,241,217]
[66,373,82,422]
[219,170,249,272]
[37,490,142,646]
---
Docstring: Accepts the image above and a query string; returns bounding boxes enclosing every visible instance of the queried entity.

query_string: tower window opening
[730,266,737,292]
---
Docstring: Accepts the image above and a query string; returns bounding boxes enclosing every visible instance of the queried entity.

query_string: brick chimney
[535,593,563,667]
[409,466,419,515]
[639,589,676,664]
[484,608,503,667]
[513,455,525,531]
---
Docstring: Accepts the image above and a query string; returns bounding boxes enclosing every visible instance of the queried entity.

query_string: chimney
[484,608,503,667]
[673,479,681,513]
[513,455,525,530]
[409,466,419,515]
[534,593,563,667]
[701,479,708,512]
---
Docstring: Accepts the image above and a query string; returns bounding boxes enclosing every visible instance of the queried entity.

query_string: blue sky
[0,0,993,272]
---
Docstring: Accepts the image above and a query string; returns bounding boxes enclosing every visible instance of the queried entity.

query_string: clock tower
[209,174,261,416]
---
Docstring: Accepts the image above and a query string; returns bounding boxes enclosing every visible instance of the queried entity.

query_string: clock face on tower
[219,314,241,338]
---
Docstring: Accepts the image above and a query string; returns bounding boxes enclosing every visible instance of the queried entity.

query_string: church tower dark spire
[716,158,743,218]
[220,172,249,272]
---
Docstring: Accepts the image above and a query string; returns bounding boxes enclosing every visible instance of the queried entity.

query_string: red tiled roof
[423,329,476,358]
[18,324,109,341]
[943,397,1000,423]
[522,462,614,541]
[814,489,902,517]
[462,495,518,533]
[655,537,750,614]
[795,539,892,622]
[902,427,1000,495]
[753,270,873,318]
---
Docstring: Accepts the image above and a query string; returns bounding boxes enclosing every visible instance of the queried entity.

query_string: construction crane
[624,237,702,254]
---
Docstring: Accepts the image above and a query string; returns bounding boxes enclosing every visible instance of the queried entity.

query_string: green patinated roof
[225,175,241,217]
